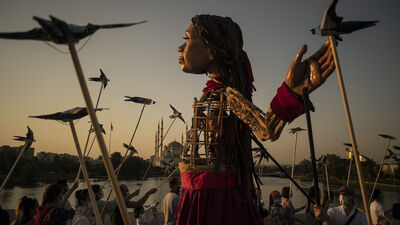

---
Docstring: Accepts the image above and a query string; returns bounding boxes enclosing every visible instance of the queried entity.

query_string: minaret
[181,132,184,146]
[154,131,157,166]
[160,117,164,162]
[157,121,160,165]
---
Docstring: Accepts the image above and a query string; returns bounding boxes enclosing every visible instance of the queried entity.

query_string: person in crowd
[0,205,10,225]
[163,177,180,225]
[134,202,158,225]
[110,184,157,225]
[71,189,95,225]
[91,184,117,221]
[56,179,78,225]
[281,186,305,225]
[10,196,38,225]
[267,191,286,225]
[33,184,68,225]
[314,185,367,225]
[322,191,334,210]
[304,186,321,225]
[370,189,392,225]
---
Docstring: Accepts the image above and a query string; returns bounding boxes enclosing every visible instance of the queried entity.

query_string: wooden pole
[328,35,372,225]
[69,121,103,225]
[302,88,321,208]
[109,122,112,155]
[0,141,30,193]
[156,166,179,190]
[75,83,105,180]
[251,133,314,203]
[67,42,133,225]
[346,152,353,186]
[324,164,330,200]
[369,139,392,203]
[289,132,299,195]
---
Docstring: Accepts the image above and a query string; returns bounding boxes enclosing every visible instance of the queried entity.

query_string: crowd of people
[1,178,396,225]
[264,186,393,225]
[0,177,182,225]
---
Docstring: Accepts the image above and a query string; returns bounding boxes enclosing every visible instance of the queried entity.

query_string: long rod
[302,88,321,207]
[67,42,132,225]
[76,83,104,180]
[75,136,97,179]
[69,121,103,225]
[138,162,152,189]
[102,103,147,185]
[128,104,146,145]
[369,139,392,203]
[156,166,179,190]
[109,123,112,155]
[289,132,298,194]
[0,141,30,193]
[329,35,372,225]
[250,133,314,204]
[346,153,353,186]
[324,164,330,200]
[112,104,146,176]
[100,151,132,217]
[157,118,176,150]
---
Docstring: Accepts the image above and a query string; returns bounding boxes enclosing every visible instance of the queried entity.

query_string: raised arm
[126,188,157,208]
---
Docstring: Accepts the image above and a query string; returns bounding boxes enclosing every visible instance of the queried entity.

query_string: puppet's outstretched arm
[225,87,286,142]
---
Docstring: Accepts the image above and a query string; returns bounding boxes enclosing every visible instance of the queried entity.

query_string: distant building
[0,145,34,160]
[382,158,399,176]
[346,151,368,162]
[36,152,78,162]
[152,117,185,167]
[162,141,183,167]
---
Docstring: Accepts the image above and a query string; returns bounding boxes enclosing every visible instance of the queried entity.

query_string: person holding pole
[281,186,305,225]
[314,186,367,225]
[110,185,157,225]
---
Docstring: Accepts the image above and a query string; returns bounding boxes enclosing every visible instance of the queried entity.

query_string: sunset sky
[0,0,399,165]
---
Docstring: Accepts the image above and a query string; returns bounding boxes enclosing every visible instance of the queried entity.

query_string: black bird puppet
[13,126,35,144]
[122,143,138,154]
[29,107,108,122]
[310,0,378,40]
[88,69,109,89]
[0,15,147,44]
[378,134,397,140]
[169,104,185,123]
[124,96,156,105]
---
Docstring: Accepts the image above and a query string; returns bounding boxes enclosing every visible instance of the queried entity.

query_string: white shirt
[326,205,368,225]
[370,200,384,225]
[163,192,180,225]
[72,214,92,225]
[136,208,155,225]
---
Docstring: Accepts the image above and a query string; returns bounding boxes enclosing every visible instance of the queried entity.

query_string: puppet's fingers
[311,40,330,61]
[321,61,336,81]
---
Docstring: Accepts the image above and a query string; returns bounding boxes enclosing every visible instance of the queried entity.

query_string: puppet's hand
[285,40,336,96]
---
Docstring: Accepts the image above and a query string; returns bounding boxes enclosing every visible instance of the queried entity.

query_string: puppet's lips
[178,56,184,63]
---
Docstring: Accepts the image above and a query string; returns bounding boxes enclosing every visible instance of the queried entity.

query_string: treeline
[259,154,399,186]
[0,150,163,187]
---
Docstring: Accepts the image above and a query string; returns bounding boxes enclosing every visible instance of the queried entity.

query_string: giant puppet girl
[176,15,335,225]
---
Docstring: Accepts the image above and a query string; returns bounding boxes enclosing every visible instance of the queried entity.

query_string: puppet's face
[178,22,213,74]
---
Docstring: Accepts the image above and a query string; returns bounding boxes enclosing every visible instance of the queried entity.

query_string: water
[1,176,399,214]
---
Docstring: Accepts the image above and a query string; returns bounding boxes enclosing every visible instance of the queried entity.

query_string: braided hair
[191,15,254,100]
